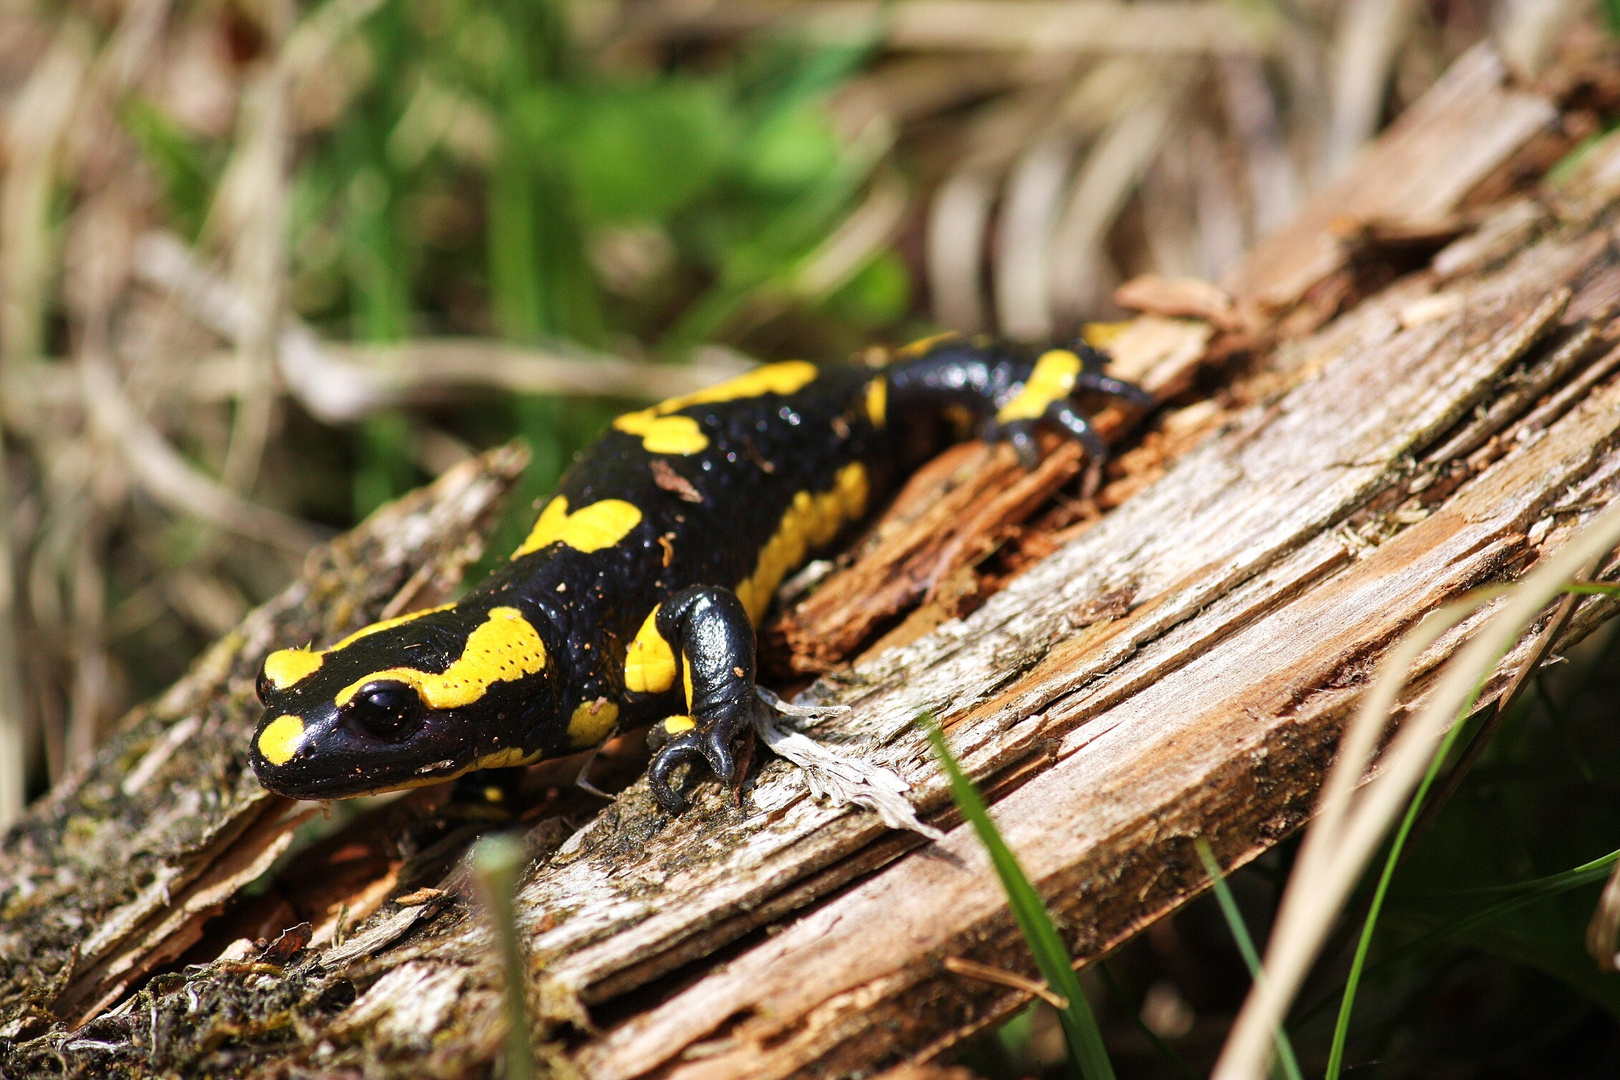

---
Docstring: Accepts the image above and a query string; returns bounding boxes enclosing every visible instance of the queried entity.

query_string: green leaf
[739,101,842,194]
[821,250,912,327]
[920,714,1116,1080]
[552,84,731,224]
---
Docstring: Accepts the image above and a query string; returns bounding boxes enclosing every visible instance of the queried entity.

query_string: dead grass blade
[79,348,320,552]
[656,0,1277,55]
[1,24,88,363]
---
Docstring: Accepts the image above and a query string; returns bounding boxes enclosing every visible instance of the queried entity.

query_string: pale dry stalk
[0,21,91,826]
[218,63,290,497]
[1323,0,1423,179]
[0,441,24,827]
[1047,72,1188,322]
[1214,497,1620,1079]
[0,24,88,364]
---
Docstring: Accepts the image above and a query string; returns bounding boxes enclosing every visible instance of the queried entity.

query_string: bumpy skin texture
[249,335,1151,811]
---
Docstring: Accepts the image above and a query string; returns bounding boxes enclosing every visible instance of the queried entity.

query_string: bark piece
[1113,272,1241,328]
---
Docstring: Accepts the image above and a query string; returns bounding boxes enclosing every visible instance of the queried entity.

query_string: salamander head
[249,603,559,799]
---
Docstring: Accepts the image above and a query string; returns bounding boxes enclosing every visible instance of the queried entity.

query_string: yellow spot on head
[514,497,643,558]
[661,715,696,736]
[624,606,676,694]
[262,606,458,694]
[734,462,869,624]
[612,362,820,455]
[335,606,547,710]
[865,376,887,427]
[568,698,620,748]
[330,603,456,651]
[262,649,323,691]
[996,349,1082,423]
[258,715,305,766]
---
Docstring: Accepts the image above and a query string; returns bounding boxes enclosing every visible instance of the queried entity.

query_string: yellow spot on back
[612,412,708,455]
[866,376,887,427]
[568,698,620,748]
[514,496,643,558]
[893,331,960,359]
[262,649,323,691]
[258,715,305,766]
[1081,321,1131,348]
[335,606,547,710]
[330,603,456,651]
[996,349,1082,423]
[612,361,820,455]
[734,462,869,624]
[624,606,676,694]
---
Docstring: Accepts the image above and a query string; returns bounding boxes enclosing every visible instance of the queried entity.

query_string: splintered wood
[6,38,1620,1080]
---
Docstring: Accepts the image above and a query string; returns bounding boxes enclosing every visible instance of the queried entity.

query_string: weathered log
[5,34,1620,1080]
[0,446,527,1039]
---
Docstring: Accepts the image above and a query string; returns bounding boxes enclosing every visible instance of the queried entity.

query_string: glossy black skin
[250,335,1151,810]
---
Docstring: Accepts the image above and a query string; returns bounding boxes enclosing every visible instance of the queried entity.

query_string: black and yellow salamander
[249,335,1152,812]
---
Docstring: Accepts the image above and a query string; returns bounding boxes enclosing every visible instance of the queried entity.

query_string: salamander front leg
[981,417,1042,468]
[646,585,758,813]
[984,341,1152,473]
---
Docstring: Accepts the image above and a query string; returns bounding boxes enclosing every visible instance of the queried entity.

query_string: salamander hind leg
[645,585,759,813]
[885,336,1153,470]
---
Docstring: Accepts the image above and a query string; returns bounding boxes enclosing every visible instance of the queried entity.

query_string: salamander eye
[344,681,424,740]
[255,668,273,705]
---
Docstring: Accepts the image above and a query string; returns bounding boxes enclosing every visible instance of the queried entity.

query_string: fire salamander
[249,335,1152,812]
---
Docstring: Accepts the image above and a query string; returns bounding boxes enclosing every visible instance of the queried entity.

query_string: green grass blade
[1193,840,1304,1080]
[1330,847,1620,991]
[1324,658,1506,1079]
[1404,848,1620,901]
[472,836,536,1080]
[920,715,1116,1080]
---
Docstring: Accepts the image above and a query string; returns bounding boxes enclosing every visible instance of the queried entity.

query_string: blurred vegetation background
[0,0,1528,812]
[1,0,1617,1073]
